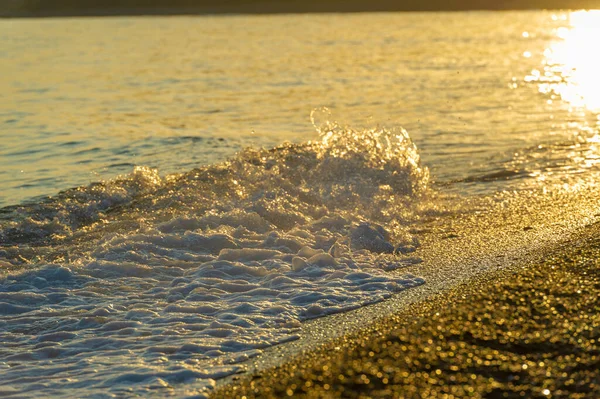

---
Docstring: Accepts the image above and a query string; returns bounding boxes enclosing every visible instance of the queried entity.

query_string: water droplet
[310,107,334,135]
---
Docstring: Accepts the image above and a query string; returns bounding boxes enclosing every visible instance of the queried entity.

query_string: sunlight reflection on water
[519,10,600,190]
[532,10,600,112]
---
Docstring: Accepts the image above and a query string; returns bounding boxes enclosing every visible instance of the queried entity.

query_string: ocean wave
[0,113,431,397]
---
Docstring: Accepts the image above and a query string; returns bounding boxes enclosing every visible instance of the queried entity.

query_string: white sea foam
[0,117,430,397]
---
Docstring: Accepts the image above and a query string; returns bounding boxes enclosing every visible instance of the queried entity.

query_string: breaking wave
[0,110,432,397]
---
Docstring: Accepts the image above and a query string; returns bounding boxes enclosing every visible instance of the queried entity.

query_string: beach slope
[213,224,600,398]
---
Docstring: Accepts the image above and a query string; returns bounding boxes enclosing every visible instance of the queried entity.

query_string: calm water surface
[1,11,599,206]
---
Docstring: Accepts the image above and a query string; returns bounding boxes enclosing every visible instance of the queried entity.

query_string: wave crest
[1,113,429,259]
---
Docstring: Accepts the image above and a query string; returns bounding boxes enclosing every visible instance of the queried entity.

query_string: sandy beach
[213,221,600,398]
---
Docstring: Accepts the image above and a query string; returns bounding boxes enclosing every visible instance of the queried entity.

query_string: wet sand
[213,224,600,398]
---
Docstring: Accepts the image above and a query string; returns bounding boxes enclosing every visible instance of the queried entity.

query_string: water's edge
[211,186,600,391]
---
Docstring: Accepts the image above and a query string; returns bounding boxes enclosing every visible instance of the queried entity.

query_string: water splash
[0,112,435,397]
[311,107,429,195]
[1,111,430,252]
[310,106,335,136]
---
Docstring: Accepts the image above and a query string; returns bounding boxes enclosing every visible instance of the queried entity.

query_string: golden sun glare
[535,11,600,111]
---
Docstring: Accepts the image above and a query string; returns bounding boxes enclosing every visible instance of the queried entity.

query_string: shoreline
[2,2,600,19]
[206,186,600,398]
[212,222,600,398]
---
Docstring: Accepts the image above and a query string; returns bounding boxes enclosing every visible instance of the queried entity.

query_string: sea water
[1,10,600,398]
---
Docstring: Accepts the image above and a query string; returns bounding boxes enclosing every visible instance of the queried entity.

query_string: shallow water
[1,10,600,398]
